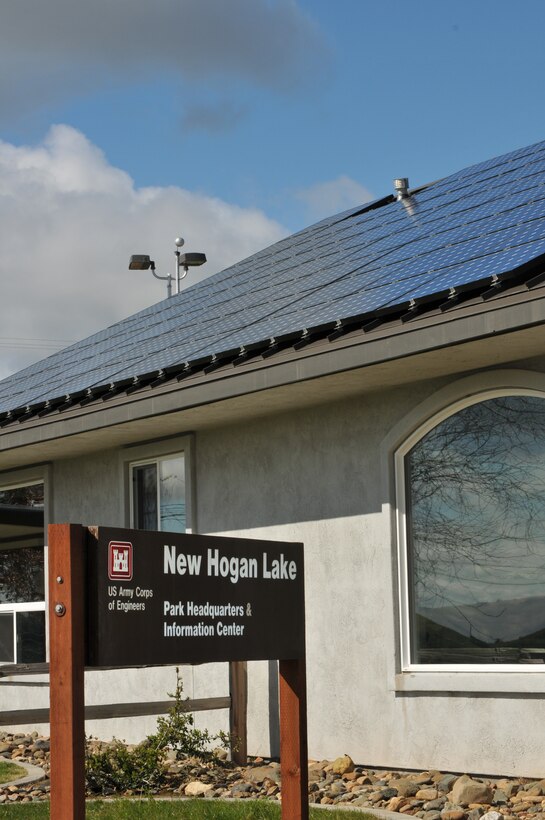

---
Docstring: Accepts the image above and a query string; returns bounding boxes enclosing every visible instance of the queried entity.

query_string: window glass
[17,611,45,663]
[131,455,185,533]
[0,480,45,664]
[133,464,157,530]
[0,613,14,663]
[159,456,185,533]
[0,483,44,508]
[406,395,545,665]
[0,547,44,604]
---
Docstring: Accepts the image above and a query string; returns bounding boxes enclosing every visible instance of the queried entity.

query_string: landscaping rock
[332,754,355,775]
[245,764,281,785]
[0,727,542,817]
[438,775,460,793]
[450,776,494,806]
[418,788,440,801]
[441,810,467,820]
[184,780,214,797]
[392,777,421,797]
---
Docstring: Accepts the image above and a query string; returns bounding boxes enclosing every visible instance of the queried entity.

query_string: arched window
[402,394,545,667]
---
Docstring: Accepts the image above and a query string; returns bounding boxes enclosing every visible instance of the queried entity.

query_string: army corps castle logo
[108,541,133,581]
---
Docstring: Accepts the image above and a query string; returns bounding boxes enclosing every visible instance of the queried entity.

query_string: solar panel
[3,139,545,413]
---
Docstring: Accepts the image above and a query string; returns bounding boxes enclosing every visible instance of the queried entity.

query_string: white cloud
[0,0,327,120]
[296,175,374,222]
[0,125,287,376]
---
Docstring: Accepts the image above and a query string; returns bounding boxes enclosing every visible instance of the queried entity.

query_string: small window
[403,395,545,667]
[0,481,45,664]
[131,455,186,532]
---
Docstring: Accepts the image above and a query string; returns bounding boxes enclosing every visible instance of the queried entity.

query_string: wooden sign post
[279,659,308,817]
[48,523,308,820]
[48,524,86,820]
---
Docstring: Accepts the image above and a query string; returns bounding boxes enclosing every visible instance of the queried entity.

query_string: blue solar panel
[3,140,545,413]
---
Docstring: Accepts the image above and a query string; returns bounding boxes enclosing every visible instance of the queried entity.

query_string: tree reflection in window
[0,484,43,508]
[406,396,545,664]
[0,548,44,604]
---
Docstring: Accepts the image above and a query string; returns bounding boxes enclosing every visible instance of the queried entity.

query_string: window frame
[395,387,545,675]
[0,467,50,665]
[0,603,46,665]
[122,434,195,534]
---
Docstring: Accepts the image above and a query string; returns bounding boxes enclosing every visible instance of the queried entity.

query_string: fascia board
[1,289,545,453]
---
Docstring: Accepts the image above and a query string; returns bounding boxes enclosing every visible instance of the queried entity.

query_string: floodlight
[178,253,207,268]
[128,255,154,271]
[128,238,207,298]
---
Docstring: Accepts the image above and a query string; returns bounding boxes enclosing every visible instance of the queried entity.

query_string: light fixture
[128,255,154,271]
[128,238,207,298]
[178,253,207,268]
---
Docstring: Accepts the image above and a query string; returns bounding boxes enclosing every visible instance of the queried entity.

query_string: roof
[2,138,545,425]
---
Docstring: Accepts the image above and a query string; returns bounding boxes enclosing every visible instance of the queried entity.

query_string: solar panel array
[2,138,545,416]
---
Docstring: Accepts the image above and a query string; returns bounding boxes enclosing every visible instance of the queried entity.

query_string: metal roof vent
[394,177,409,200]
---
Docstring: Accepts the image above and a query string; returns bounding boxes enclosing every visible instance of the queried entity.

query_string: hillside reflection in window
[407,396,545,664]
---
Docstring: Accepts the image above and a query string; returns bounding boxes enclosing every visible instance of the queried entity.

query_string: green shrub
[85,738,164,793]
[85,669,231,794]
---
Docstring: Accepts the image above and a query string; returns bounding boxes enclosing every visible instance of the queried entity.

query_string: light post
[128,237,207,298]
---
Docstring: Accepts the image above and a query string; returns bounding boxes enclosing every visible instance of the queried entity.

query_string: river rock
[392,777,420,797]
[426,798,447,810]
[438,775,459,793]
[450,776,494,806]
[332,755,355,775]
[418,788,440,801]
[245,765,281,785]
[441,810,467,820]
[184,780,214,796]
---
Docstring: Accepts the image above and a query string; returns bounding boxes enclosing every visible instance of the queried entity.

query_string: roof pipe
[394,178,409,200]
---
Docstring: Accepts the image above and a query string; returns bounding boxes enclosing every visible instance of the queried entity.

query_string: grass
[0,761,26,784]
[0,799,376,818]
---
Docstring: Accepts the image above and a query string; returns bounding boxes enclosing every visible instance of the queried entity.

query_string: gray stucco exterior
[3,346,545,776]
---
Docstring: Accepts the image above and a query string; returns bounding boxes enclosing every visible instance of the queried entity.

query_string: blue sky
[2,0,545,375]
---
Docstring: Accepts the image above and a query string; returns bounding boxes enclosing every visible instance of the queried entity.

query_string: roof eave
[0,284,545,472]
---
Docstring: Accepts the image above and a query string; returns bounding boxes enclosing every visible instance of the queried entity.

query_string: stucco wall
[192,369,545,777]
[47,446,228,742]
[4,365,545,775]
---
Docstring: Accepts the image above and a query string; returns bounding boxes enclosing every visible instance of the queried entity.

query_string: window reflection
[0,548,44,604]
[132,456,185,533]
[0,481,45,665]
[0,484,43,509]
[0,613,14,663]
[17,611,45,663]
[407,396,545,664]
[133,464,157,531]
[159,457,185,533]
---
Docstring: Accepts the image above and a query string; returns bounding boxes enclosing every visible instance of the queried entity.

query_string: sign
[86,526,305,667]
[108,541,132,581]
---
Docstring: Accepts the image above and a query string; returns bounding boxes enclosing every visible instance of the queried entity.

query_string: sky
[2,0,545,377]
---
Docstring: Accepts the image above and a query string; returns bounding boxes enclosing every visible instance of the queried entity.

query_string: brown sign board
[85,526,305,667]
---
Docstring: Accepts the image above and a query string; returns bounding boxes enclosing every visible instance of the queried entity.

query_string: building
[1,140,545,776]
